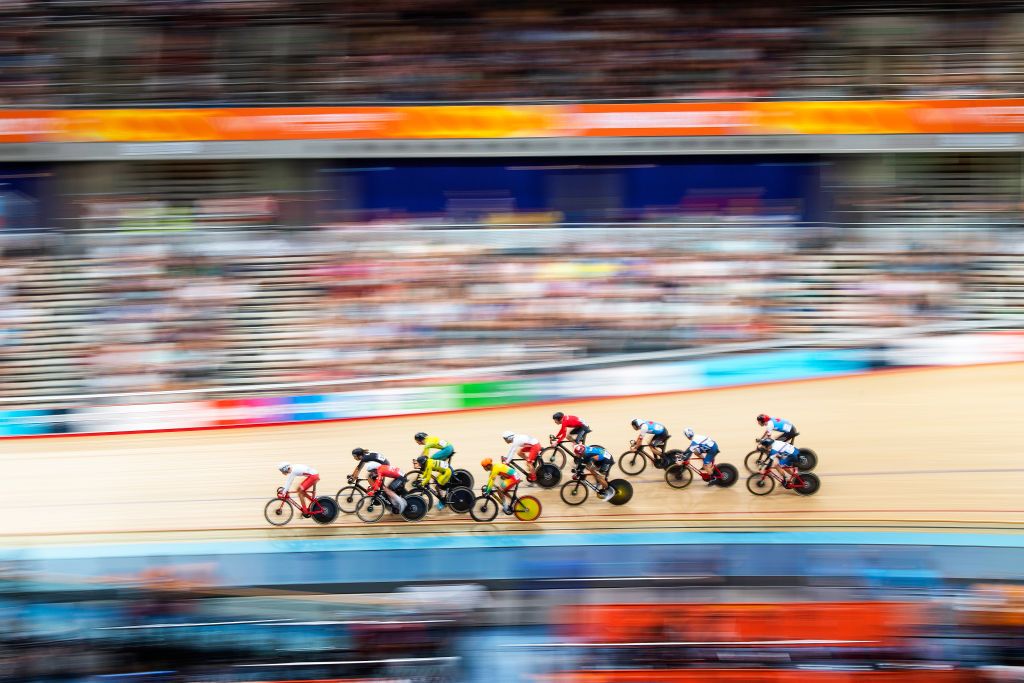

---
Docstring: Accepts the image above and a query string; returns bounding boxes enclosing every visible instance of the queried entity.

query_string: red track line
[5,360,1022,442]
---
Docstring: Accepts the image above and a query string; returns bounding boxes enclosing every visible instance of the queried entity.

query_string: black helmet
[352,447,367,458]
[414,432,427,443]
[758,437,773,449]
[415,455,427,467]
[630,418,642,429]
[552,412,564,422]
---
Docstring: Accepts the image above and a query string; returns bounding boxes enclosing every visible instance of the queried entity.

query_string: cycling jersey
[368,465,404,494]
[504,434,540,463]
[639,421,667,436]
[418,457,453,487]
[419,436,454,460]
[765,417,795,435]
[768,440,798,466]
[554,415,588,442]
[687,435,720,464]
[359,451,390,466]
[283,464,318,492]
[580,445,612,463]
[486,464,519,490]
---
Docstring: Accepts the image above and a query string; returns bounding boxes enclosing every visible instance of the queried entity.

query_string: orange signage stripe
[1,100,1023,143]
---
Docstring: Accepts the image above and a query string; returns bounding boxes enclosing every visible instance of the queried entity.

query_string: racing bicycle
[618,440,674,475]
[469,481,542,522]
[746,451,821,496]
[559,461,633,506]
[355,481,429,523]
[264,487,339,526]
[664,451,739,489]
[744,434,817,473]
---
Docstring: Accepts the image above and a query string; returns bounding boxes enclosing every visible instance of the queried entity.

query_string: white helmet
[501,431,515,442]
[276,461,291,473]
[683,427,694,439]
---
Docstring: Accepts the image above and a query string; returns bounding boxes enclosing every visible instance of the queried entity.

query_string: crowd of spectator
[1,0,1023,106]
[0,221,1015,399]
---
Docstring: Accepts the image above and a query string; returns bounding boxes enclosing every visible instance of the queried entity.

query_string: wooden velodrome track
[3,363,1024,546]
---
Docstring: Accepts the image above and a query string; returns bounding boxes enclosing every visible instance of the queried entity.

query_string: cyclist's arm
[351,462,364,479]
[283,470,298,492]
[554,422,567,441]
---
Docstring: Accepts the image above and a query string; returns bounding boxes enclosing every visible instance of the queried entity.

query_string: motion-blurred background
[3,1,1024,682]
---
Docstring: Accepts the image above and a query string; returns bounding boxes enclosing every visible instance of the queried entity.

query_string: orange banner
[2,100,1024,143]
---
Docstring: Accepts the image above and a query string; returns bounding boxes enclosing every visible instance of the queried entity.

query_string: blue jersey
[688,435,718,453]
[640,421,667,436]
[581,445,612,463]
[767,417,794,434]
[769,440,798,464]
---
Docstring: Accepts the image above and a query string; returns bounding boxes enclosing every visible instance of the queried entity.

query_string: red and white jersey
[283,464,317,491]
[504,434,540,462]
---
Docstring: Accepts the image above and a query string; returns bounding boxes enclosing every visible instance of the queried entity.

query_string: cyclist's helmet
[415,455,427,468]
[756,414,770,425]
[367,468,379,479]
[276,461,290,473]
[552,412,564,422]
[414,432,427,444]
[481,458,493,469]
[352,447,367,459]
[501,431,515,442]
[573,444,586,457]
[683,427,695,439]
[759,436,774,449]
[630,418,643,429]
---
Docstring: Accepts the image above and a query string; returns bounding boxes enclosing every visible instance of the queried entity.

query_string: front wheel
[401,494,429,521]
[355,495,386,523]
[665,464,693,489]
[514,496,542,522]
[746,473,776,496]
[714,463,739,488]
[796,448,818,472]
[470,495,499,522]
[311,496,339,524]
[450,469,474,490]
[446,486,475,514]
[335,486,363,514]
[540,446,567,470]
[792,472,821,496]
[744,450,763,473]
[560,480,589,506]
[264,499,294,526]
[618,450,647,476]
[535,463,561,488]
[608,479,633,505]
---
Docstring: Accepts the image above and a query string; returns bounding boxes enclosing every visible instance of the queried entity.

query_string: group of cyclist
[274,411,803,516]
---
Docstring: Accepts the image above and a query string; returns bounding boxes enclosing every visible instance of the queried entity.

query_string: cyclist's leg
[383,480,407,512]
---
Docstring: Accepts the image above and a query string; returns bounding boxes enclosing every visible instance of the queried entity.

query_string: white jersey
[688,435,716,452]
[504,434,540,462]
[283,463,317,491]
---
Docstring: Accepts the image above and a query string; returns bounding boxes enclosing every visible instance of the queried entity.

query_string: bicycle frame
[678,453,724,479]
[274,489,324,516]
[546,439,577,459]
[753,459,806,487]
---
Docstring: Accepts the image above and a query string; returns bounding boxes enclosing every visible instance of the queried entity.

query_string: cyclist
[413,454,453,510]
[758,436,800,483]
[630,418,671,466]
[366,462,408,514]
[501,430,541,482]
[276,462,319,512]
[551,412,591,445]
[415,432,455,463]
[757,414,798,443]
[349,447,389,483]
[481,457,521,515]
[681,427,721,485]
[572,444,615,501]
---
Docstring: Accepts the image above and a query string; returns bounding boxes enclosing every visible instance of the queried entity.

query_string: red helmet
[573,444,586,457]
[756,414,770,425]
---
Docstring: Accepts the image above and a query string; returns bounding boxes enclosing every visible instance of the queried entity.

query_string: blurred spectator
[0,0,1023,105]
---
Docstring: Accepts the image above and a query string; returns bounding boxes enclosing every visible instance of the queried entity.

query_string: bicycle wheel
[540,446,567,470]
[264,499,294,526]
[335,486,363,514]
[714,463,739,488]
[796,448,818,472]
[355,495,386,523]
[744,450,763,473]
[450,469,474,490]
[608,479,633,505]
[412,486,434,510]
[560,480,589,506]
[312,496,339,524]
[746,473,776,496]
[535,463,561,488]
[793,472,821,496]
[446,486,475,514]
[470,494,499,522]
[618,450,647,476]
[665,464,693,489]
[514,496,542,522]
[401,494,428,521]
